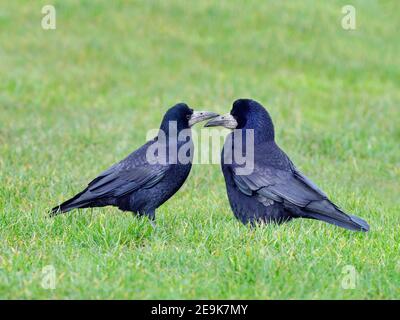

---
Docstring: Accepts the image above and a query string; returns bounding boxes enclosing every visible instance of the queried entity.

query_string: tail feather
[50,188,90,216]
[300,210,369,232]
[348,214,370,232]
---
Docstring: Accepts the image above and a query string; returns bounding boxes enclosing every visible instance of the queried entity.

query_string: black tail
[50,188,91,217]
[301,211,369,232]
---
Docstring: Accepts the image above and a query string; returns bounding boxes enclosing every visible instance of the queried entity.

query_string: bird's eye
[186,114,191,120]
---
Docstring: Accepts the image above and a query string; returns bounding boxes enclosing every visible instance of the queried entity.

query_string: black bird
[205,99,369,232]
[51,103,218,222]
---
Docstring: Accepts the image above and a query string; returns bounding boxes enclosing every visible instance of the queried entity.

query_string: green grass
[0,0,399,299]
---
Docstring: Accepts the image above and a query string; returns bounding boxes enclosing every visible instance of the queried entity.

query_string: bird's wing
[50,139,170,215]
[232,165,320,206]
[288,160,328,198]
[230,145,369,232]
[230,162,354,223]
[72,162,168,203]
[83,138,169,198]
[88,165,167,198]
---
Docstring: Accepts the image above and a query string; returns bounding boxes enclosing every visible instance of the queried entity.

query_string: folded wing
[230,161,369,231]
[51,163,168,215]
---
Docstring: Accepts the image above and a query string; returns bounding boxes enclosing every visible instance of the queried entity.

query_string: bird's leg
[147,210,156,229]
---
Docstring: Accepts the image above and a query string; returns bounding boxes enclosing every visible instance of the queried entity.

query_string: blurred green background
[0,0,399,299]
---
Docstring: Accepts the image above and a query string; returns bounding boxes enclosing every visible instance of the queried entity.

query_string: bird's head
[204,99,275,142]
[160,103,219,133]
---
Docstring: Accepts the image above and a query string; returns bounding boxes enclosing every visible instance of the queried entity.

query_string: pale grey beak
[188,111,219,127]
[204,113,238,129]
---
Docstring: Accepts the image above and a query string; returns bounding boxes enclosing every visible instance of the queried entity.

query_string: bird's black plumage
[205,99,369,232]
[51,103,218,220]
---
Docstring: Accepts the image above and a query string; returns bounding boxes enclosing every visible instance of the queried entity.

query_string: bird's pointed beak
[204,113,238,129]
[188,111,219,127]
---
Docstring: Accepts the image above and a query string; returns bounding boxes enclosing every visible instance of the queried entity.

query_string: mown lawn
[0,0,399,299]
